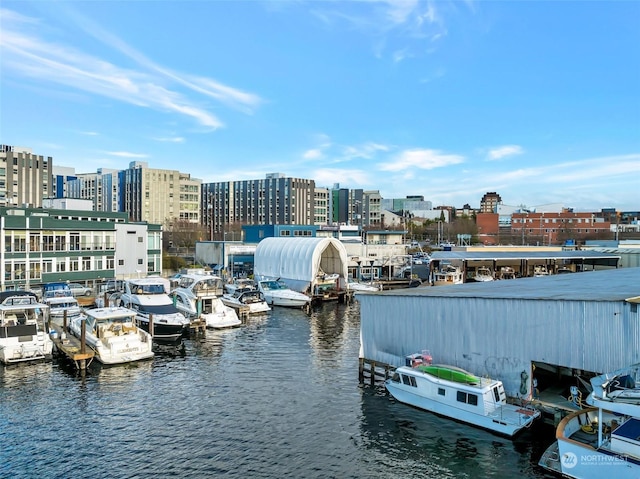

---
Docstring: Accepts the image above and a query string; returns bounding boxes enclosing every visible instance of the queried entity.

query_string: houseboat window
[456,391,478,406]
[493,387,500,402]
[401,375,411,386]
[438,388,445,396]
[409,376,417,387]
[391,373,400,383]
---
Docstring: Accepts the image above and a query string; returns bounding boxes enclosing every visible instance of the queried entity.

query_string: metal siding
[360,268,640,397]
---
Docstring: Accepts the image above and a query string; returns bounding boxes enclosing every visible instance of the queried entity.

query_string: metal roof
[367,266,640,302]
[430,250,621,261]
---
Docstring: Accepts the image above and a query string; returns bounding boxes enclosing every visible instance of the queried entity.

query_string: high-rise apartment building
[363,190,382,227]
[480,192,502,213]
[202,173,315,239]
[67,168,121,212]
[0,145,52,207]
[120,161,201,225]
[314,187,329,225]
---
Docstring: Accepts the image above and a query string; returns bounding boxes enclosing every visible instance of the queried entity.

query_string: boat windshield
[136,304,181,315]
[261,281,287,291]
[241,291,264,302]
[49,301,78,310]
[130,283,166,294]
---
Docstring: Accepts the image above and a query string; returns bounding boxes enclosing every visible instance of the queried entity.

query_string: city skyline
[1,1,639,212]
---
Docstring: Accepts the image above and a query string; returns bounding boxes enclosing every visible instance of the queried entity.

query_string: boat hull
[201,312,241,329]
[221,296,271,315]
[263,293,309,308]
[135,316,187,341]
[0,334,52,364]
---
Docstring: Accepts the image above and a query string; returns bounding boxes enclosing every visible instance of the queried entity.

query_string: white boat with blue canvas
[538,364,640,478]
[385,353,540,437]
[42,282,82,324]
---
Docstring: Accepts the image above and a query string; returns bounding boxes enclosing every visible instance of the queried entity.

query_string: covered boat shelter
[253,237,349,294]
[430,249,620,280]
[358,267,640,402]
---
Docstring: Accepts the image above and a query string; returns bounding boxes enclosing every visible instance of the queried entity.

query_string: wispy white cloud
[309,0,451,61]
[312,168,372,186]
[379,148,464,171]
[0,7,262,130]
[79,131,99,136]
[341,142,390,160]
[153,136,185,143]
[420,67,446,83]
[303,149,323,159]
[487,145,524,160]
[106,151,149,158]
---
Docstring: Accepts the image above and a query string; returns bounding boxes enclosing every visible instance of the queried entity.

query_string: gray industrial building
[358,267,640,399]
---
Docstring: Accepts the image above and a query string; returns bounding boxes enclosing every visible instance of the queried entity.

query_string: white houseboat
[385,354,540,437]
[0,291,53,364]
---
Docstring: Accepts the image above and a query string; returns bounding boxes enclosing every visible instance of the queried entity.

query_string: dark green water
[0,302,556,478]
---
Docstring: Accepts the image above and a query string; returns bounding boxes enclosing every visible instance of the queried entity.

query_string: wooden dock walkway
[49,311,95,370]
[51,332,95,370]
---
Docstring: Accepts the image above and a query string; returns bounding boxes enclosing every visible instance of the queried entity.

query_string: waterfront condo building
[120,161,201,225]
[0,145,52,208]
[0,206,162,291]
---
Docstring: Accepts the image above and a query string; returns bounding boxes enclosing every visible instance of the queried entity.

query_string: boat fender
[520,370,529,395]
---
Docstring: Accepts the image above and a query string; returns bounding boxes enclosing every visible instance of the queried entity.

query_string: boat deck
[488,404,538,428]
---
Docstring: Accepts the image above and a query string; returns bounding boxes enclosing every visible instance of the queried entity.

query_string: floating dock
[50,329,94,370]
[49,311,95,370]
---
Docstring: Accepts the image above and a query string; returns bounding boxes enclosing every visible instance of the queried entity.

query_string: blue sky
[1,1,639,212]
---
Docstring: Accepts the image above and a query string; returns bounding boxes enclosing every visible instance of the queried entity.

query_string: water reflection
[0,301,558,479]
[357,383,555,479]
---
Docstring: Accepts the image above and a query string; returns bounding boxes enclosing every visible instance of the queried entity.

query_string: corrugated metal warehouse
[358,267,640,399]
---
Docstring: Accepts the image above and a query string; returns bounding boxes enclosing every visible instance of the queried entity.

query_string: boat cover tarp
[253,237,348,293]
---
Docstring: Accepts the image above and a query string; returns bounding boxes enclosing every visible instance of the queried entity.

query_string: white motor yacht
[0,291,53,364]
[221,288,271,315]
[256,279,311,308]
[172,274,241,329]
[119,278,189,341]
[42,282,82,325]
[68,306,153,365]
